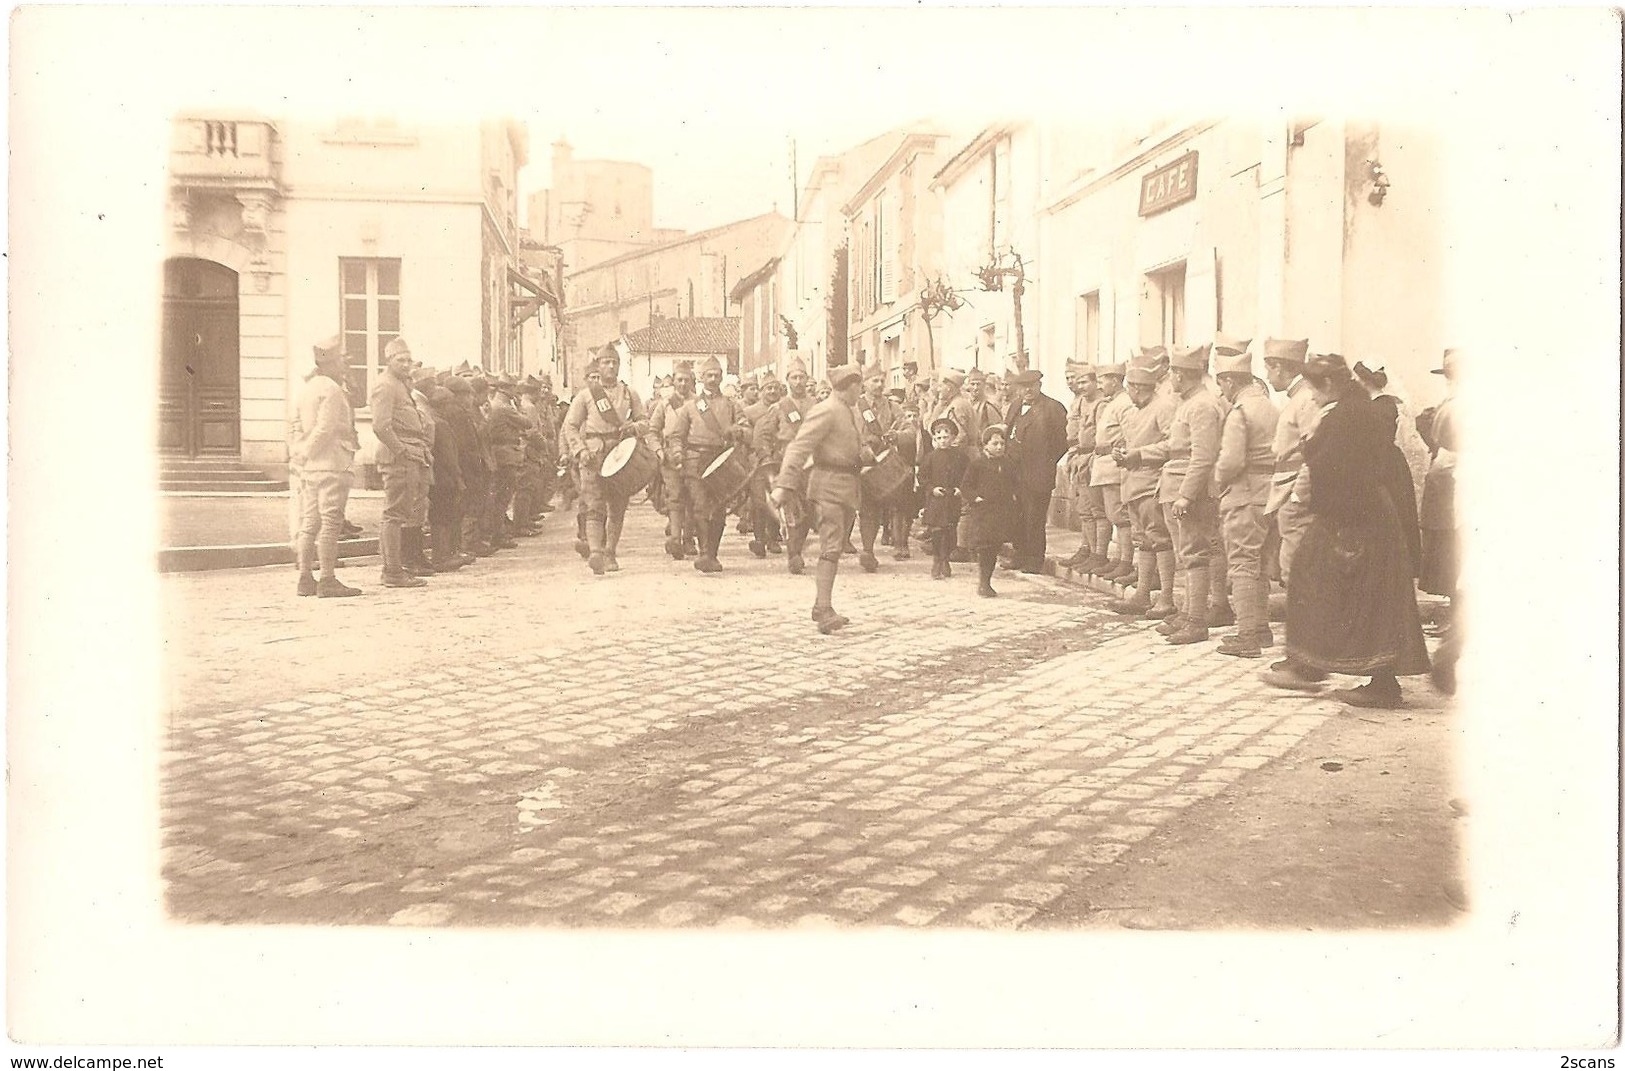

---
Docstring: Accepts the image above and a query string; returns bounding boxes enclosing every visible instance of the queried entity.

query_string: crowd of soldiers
[289,332,1460,705]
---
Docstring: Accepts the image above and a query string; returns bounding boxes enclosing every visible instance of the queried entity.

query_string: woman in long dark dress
[1263,354,1430,708]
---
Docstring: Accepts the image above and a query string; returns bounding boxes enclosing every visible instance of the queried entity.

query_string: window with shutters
[879,187,897,305]
[1147,263,1187,348]
[339,257,402,405]
[1077,291,1101,362]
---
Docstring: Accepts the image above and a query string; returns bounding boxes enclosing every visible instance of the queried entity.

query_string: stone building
[162,114,534,479]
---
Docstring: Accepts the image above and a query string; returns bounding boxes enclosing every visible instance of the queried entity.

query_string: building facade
[561,210,790,387]
[843,130,951,390]
[622,317,740,402]
[162,114,530,479]
[526,140,687,275]
[932,122,1047,378]
[1035,117,1449,409]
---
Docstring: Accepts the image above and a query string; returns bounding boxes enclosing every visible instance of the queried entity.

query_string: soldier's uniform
[1261,338,1321,588]
[1212,350,1281,658]
[672,355,751,573]
[1060,361,1103,569]
[1090,363,1136,580]
[1137,343,1227,644]
[562,347,649,575]
[773,364,866,633]
[369,340,431,587]
[648,362,696,559]
[485,376,529,546]
[741,376,783,557]
[853,366,901,572]
[1107,359,1179,619]
[754,360,817,573]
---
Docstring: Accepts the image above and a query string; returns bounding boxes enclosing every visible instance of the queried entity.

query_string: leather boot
[404,528,434,576]
[605,512,624,572]
[1208,567,1235,626]
[1144,550,1177,618]
[431,521,463,572]
[1218,575,1262,658]
[1253,578,1274,646]
[1108,551,1153,615]
[381,525,426,587]
[812,559,847,632]
[976,549,997,597]
[574,510,590,559]
[1167,565,1210,644]
[893,517,912,560]
[587,514,607,575]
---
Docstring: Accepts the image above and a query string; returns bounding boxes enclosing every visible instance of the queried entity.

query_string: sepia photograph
[7,4,1620,1063]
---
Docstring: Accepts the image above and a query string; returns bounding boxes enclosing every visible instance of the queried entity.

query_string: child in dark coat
[960,423,1018,596]
[917,417,969,578]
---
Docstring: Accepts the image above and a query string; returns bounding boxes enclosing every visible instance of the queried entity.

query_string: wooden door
[160,258,240,455]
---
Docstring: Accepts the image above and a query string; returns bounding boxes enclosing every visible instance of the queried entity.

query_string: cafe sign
[1138,151,1199,217]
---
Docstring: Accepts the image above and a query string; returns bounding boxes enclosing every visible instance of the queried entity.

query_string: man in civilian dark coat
[1003,367,1070,573]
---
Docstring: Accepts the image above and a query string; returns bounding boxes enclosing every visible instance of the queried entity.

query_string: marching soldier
[562,345,650,575]
[852,363,902,572]
[1212,345,1281,657]
[755,356,818,574]
[649,360,696,559]
[1108,358,1179,619]
[742,373,784,558]
[673,355,752,573]
[770,364,867,634]
[1135,343,1226,644]
[1090,360,1136,581]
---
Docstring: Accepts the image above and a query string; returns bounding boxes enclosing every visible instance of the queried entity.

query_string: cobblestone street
[162,505,1460,930]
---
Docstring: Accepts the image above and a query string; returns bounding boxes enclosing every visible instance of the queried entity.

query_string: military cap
[596,343,622,363]
[942,369,967,387]
[1064,359,1091,377]
[454,360,475,376]
[672,359,695,376]
[784,355,809,377]
[1432,348,1461,376]
[1262,338,1310,367]
[1168,343,1211,373]
[698,355,723,376]
[1134,344,1169,363]
[1214,350,1256,378]
[1098,362,1127,379]
[827,365,863,390]
[1213,332,1253,358]
[861,362,886,381]
[1124,361,1160,387]
[411,367,438,389]
[313,334,344,360]
[384,337,412,360]
[444,376,473,396]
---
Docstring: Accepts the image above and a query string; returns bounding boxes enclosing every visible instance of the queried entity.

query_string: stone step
[160,479,289,493]
[160,468,269,480]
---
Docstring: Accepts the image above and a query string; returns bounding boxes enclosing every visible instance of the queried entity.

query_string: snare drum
[600,437,658,500]
[860,448,912,503]
[700,446,756,509]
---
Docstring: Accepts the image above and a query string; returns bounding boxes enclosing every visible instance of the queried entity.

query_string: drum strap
[588,384,625,430]
[695,393,729,442]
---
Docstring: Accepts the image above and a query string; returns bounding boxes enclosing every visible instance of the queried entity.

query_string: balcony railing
[170,118,278,187]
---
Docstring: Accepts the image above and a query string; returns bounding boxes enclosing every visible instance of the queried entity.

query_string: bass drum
[600,437,659,500]
[861,448,912,503]
[700,445,758,509]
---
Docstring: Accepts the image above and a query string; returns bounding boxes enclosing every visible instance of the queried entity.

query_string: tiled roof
[625,317,740,355]
[565,211,788,278]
